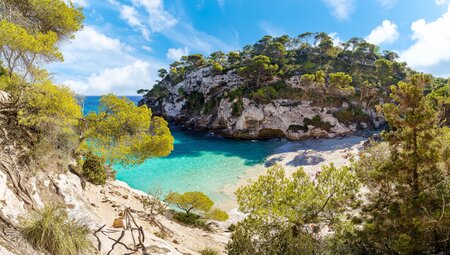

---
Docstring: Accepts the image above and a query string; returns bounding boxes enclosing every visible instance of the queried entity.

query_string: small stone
[173,239,180,244]
[122,195,129,199]
[90,203,98,208]
[112,218,124,228]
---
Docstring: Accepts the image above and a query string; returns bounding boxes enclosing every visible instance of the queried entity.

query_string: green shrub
[173,212,206,228]
[21,204,91,255]
[186,92,205,113]
[212,62,224,75]
[82,152,107,185]
[206,208,229,221]
[227,88,244,101]
[334,107,370,125]
[227,223,236,232]
[231,98,244,116]
[200,248,220,255]
[305,115,333,131]
[178,87,186,97]
[149,84,169,100]
[250,86,277,103]
[203,98,219,114]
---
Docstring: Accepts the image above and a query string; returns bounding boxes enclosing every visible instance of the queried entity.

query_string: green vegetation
[21,204,91,255]
[305,115,333,131]
[226,74,450,254]
[166,191,214,214]
[227,164,359,254]
[185,92,205,113]
[82,152,107,185]
[199,248,220,255]
[231,98,244,116]
[142,33,418,113]
[166,191,229,227]
[344,74,450,254]
[238,55,279,87]
[81,94,174,167]
[333,107,370,125]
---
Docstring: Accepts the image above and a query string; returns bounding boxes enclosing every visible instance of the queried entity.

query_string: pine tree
[353,74,450,254]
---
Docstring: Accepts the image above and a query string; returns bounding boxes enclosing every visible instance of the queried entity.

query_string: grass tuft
[200,247,220,255]
[21,204,91,255]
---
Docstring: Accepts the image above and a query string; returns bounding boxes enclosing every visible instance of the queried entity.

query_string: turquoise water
[84,96,281,203]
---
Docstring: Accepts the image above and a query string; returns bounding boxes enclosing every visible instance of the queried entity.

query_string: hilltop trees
[141,33,416,116]
[238,55,278,87]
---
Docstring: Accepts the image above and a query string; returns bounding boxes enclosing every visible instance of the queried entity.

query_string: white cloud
[115,0,236,54]
[47,26,164,95]
[131,0,178,33]
[329,32,342,46]
[436,0,449,6]
[167,47,189,61]
[120,5,142,27]
[377,0,397,8]
[323,0,355,21]
[400,5,450,77]
[365,20,399,45]
[71,0,87,6]
[50,26,133,76]
[259,21,285,37]
[120,5,150,40]
[63,61,156,95]
[162,23,236,53]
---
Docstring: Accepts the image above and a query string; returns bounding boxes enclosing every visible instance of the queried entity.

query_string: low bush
[200,248,220,255]
[82,152,107,185]
[173,212,206,228]
[21,204,91,255]
[250,86,277,103]
[231,98,244,116]
[334,107,370,125]
[305,115,333,131]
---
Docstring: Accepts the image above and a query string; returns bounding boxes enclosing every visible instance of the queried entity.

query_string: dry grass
[199,247,220,255]
[21,204,91,255]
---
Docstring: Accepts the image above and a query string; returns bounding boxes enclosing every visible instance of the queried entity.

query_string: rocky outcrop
[140,67,384,140]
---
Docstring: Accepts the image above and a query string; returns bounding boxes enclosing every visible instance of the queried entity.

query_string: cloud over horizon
[366,20,399,45]
[401,5,450,77]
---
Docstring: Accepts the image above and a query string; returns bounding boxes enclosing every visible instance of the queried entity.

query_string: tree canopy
[0,0,174,178]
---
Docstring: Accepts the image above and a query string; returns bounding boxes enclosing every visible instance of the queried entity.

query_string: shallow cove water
[83,96,282,204]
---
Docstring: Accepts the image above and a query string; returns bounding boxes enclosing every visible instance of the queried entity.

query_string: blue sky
[48,0,450,95]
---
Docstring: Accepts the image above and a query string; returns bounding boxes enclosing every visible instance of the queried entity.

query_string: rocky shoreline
[140,67,386,141]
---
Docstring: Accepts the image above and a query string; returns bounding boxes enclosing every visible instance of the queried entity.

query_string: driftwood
[94,207,147,255]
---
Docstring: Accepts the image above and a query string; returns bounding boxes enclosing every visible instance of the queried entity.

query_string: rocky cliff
[140,66,385,140]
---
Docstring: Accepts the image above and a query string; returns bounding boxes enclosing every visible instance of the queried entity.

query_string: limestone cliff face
[140,67,384,140]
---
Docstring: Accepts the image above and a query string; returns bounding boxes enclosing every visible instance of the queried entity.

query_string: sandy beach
[217,134,371,211]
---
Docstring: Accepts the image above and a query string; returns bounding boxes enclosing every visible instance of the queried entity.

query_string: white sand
[217,135,369,212]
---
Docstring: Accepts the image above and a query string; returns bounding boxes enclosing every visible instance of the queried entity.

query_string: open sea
[83,96,281,204]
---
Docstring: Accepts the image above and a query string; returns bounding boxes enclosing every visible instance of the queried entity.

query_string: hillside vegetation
[141,33,450,139]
